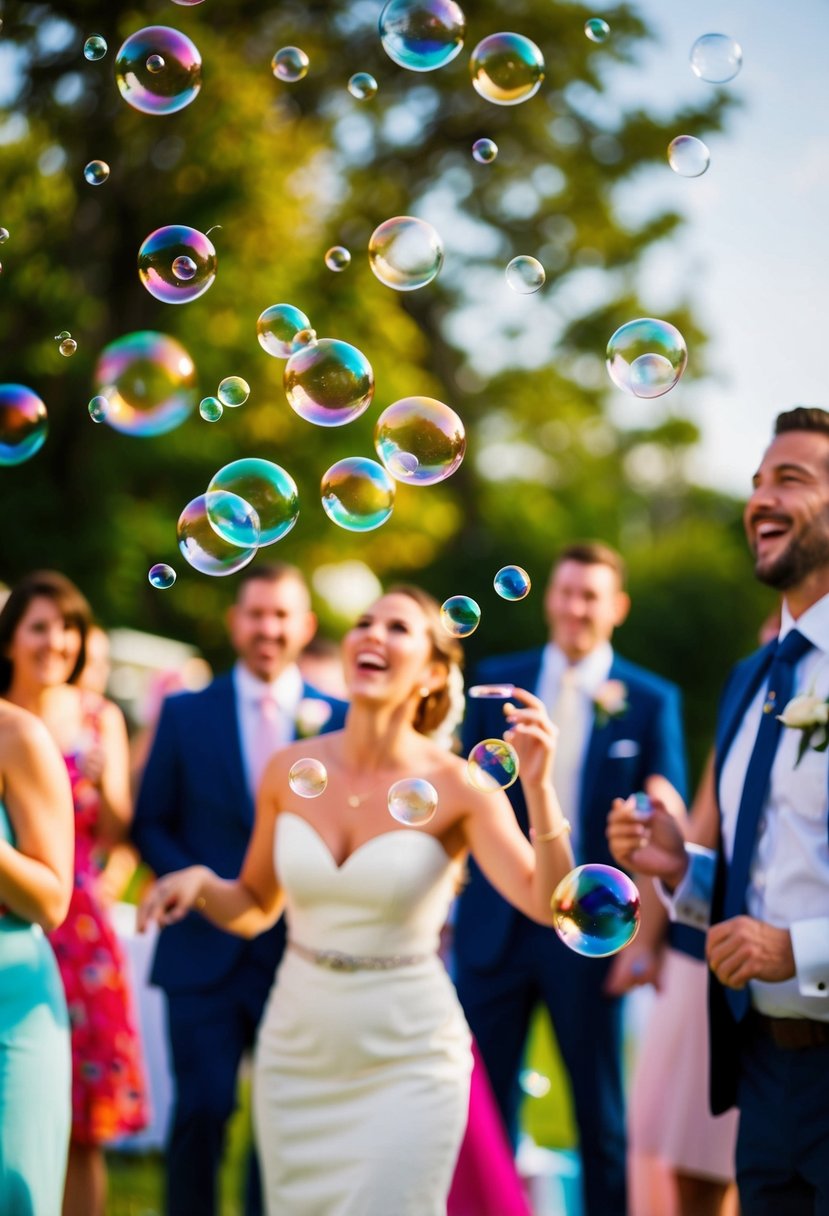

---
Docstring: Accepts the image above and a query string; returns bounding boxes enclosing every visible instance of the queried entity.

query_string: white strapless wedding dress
[253,811,473,1216]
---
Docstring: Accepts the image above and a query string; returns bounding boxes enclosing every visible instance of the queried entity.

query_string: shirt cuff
[656,844,716,931]
[790,918,829,998]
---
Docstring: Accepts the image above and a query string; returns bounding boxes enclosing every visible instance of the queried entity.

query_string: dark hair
[0,570,92,692]
[385,584,464,736]
[552,541,627,589]
[235,562,309,603]
[774,407,829,441]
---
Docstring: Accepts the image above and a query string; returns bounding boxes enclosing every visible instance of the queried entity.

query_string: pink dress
[48,700,149,1146]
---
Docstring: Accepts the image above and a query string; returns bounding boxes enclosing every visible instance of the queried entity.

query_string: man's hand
[706,916,795,988]
[603,942,664,995]
[606,795,688,887]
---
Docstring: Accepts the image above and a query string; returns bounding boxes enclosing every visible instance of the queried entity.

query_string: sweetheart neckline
[278,810,458,873]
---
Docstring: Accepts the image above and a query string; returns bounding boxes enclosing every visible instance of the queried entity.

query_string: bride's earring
[419,686,431,697]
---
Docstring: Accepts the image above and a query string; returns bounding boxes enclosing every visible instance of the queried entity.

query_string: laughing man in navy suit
[133,563,346,1216]
[454,541,687,1216]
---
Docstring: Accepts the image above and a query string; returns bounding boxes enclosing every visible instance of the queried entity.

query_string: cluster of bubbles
[388,777,438,826]
[289,758,329,798]
[138,225,217,304]
[606,317,688,398]
[466,738,519,791]
[115,26,203,115]
[551,864,641,957]
[55,330,77,357]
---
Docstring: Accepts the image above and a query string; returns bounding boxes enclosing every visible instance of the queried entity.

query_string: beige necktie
[250,693,283,796]
[550,666,583,830]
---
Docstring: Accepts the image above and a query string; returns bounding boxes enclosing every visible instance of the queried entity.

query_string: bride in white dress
[139,585,573,1216]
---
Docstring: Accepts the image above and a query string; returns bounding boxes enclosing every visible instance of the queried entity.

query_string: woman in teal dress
[0,699,74,1215]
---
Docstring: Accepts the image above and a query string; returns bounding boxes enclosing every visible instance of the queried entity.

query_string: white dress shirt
[537,641,613,858]
[673,595,829,1017]
[235,662,304,797]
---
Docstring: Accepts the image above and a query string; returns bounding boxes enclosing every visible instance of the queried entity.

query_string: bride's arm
[138,756,285,938]
[460,688,573,924]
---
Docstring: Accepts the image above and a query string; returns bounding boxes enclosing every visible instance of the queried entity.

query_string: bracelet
[531,820,571,844]
[195,896,206,910]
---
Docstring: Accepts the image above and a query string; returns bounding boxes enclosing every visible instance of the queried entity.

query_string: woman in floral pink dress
[0,571,149,1216]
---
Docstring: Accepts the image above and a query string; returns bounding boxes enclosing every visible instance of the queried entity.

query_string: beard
[754,513,829,590]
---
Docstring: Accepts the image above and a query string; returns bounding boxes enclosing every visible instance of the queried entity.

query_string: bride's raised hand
[137,865,209,932]
[501,687,558,788]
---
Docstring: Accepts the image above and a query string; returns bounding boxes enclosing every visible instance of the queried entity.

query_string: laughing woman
[140,585,573,1216]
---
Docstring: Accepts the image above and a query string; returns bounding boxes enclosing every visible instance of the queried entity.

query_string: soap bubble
[204,490,261,549]
[88,395,109,423]
[667,134,710,177]
[320,458,395,531]
[0,229,8,243]
[494,565,531,600]
[470,33,545,106]
[468,684,515,699]
[368,216,444,291]
[440,596,480,637]
[146,53,165,73]
[217,376,249,407]
[325,246,351,272]
[148,563,176,589]
[83,35,107,61]
[138,225,217,304]
[379,0,466,72]
[272,46,309,82]
[606,318,687,398]
[291,328,317,351]
[171,0,206,5]
[199,396,223,422]
[59,337,78,357]
[177,495,257,576]
[466,738,519,791]
[584,17,610,42]
[374,396,466,485]
[54,331,71,341]
[506,255,545,294]
[551,864,641,957]
[257,303,312,359]
[472,137,498,163]
[93,330,197,436]
[284,338,374,426]
[388,778,438,826]
[0,384,48,466]
[690,33,742,83]
[115,26,202,115]
[348,72,378,100]
[172,254,198,281]
[289,758,328,798]
[208,458,300,546]
[83,159,110,186]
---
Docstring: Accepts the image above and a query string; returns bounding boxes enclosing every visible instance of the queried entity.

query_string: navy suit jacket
[132,671,347,994]
[455,646,688,970]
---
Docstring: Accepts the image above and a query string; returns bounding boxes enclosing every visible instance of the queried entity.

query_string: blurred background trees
[0,0,774,775]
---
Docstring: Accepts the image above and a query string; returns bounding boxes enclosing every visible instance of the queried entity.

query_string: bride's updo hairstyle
[386,584,464,736]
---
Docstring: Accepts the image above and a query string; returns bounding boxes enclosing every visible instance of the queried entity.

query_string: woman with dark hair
[140,586,573,1216]
[0,572,148,1216]
[0,699,73,1215]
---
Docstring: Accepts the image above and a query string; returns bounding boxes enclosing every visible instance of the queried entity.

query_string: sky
[608,0,829,494]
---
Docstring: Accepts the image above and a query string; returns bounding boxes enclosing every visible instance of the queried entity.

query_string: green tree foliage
[0,0,767,771]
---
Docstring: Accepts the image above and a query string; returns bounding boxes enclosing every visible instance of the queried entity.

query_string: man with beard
[608,407,829,1215]
[133,564,346,1216]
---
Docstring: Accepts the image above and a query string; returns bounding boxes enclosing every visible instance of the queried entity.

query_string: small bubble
[217,376,250,408]
[388,778,438,826]
[320,458,395,531]
[324,245,351,272]
[148,563,177,589]
[368,216,444,292]
[466,738,519,791]
[690,33,742,83]
[494,565,531,601]
[0,228,8,243]
[379,0,466,72]
[83,35,108,62]
[289,758,328,797]
[472,138,498,164]
[552,864,641,957]
[88,395,109,423]
[59,337,78,357]
[440,596,481,637]
[199,396,223,422]
[272,46,309,83]
[146,53,165,73]
[54,330,71,341]
[470,32,545,106]
[84,159,110,186]
[348,72,378,101]
[667,134,710,177]
[584,17,610,43]
[506,255,545,294]
[172,254,198,281]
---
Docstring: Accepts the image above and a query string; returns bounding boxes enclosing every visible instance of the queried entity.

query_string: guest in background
[0,571,149,1216]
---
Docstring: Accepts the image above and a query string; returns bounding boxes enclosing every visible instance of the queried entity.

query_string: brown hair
[0,570,92,692]
[552,540,627,589]
[774,407,829,442]
[386,584,464,736]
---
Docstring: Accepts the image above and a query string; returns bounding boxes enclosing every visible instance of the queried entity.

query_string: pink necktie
[250,693,282,796]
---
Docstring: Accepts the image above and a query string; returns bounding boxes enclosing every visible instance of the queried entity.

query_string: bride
[139,585,573,1216]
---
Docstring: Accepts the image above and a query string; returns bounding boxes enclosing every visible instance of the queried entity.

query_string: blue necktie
[723,628,813,1019]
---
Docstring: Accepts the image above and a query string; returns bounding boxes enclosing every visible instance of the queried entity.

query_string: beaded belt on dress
[288,939,429,972]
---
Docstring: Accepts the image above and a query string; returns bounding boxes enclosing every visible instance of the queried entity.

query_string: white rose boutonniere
[777,692,829,765]
[295,697,333,739]
[593,679,629,728]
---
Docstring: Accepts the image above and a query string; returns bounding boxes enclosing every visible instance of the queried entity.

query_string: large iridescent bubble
[257,304,312,358]
[368,217,444,291]
[440,596,480,637]
[138,225,217,304]
[470,33,545,105]
[379,0,466,72]
[320,458,395,531]
[204,490,261,549]
[388,778,438,826]
[115,26,202,115]
[0,384,48,466]
[284,338,374,426]
[551,864,640,957]
[466,738,519,791]
[207,458,299,546]
[606,318,688,398]
[177,494,257,576]
[93,331,197,436]
[374,396,465,485]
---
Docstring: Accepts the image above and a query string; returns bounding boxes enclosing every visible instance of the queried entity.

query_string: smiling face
[227,574,317,683]
[342,592,444,713]
[544,559,630,662]
[6,595,84,691]
[744,429,829,595]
